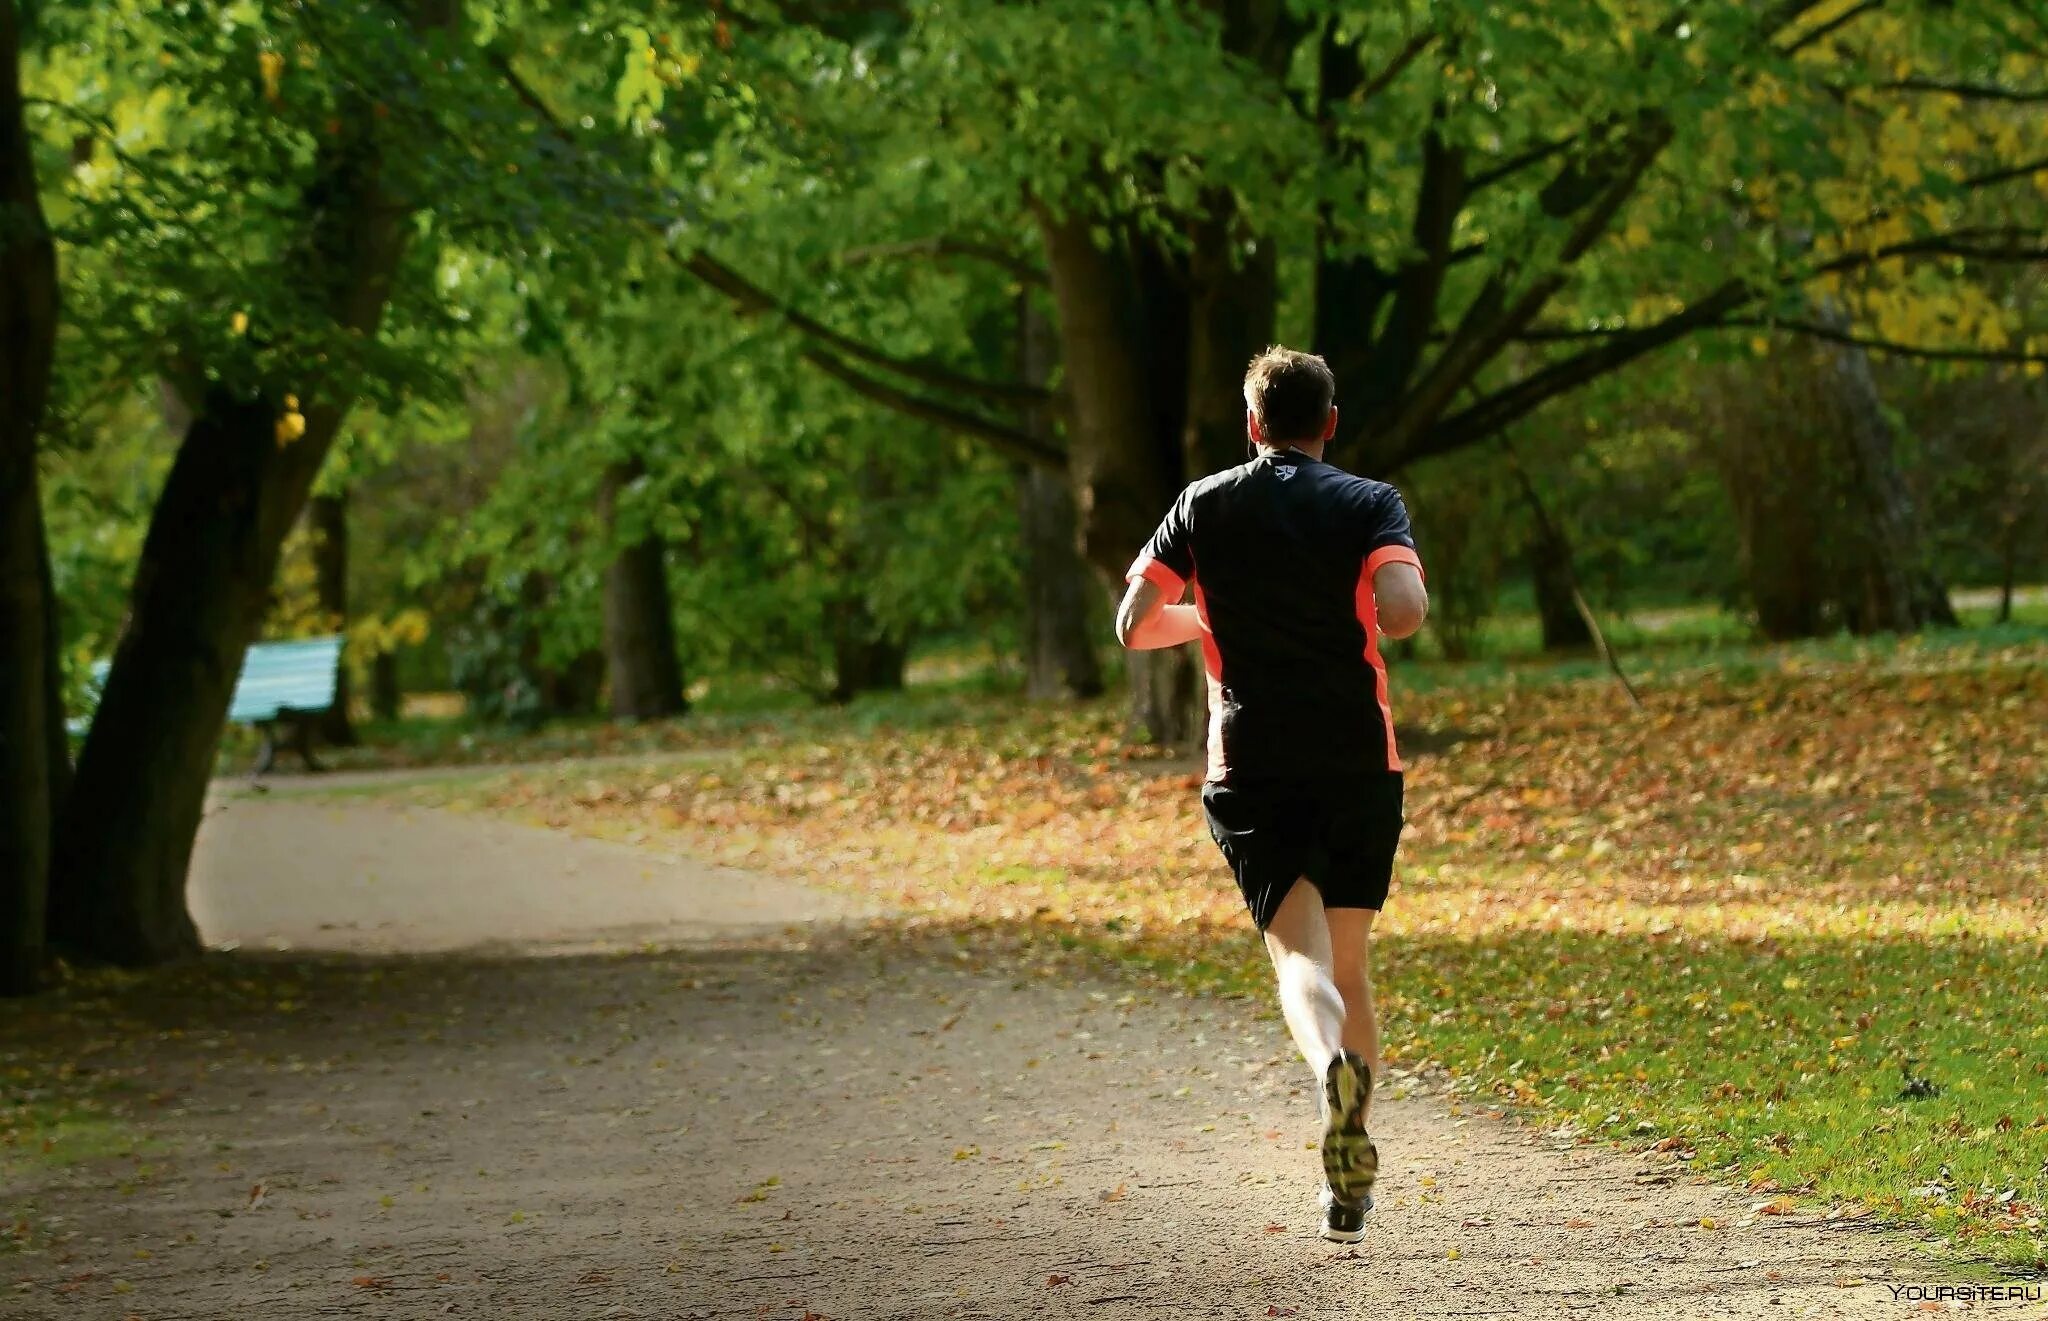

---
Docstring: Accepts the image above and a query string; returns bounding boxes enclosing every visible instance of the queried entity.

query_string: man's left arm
[1365,488,1429,639]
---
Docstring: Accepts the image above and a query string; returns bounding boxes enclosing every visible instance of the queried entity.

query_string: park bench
[75,635,345,776]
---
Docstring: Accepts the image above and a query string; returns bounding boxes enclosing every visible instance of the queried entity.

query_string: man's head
[1243,346,1337,451]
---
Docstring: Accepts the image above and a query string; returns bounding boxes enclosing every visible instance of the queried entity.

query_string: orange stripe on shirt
[1191,579,1228,781]
[1126,554,1187,599]
[1365,544,1424,581]
[1353,564,1402,773]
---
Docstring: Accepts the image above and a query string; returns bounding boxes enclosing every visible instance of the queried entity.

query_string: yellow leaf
[258,50,284,105]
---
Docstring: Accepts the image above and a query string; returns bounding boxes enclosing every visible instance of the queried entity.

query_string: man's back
[1128,447,1422,782]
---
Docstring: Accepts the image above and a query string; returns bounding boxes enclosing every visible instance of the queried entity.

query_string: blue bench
[76,635,345,776]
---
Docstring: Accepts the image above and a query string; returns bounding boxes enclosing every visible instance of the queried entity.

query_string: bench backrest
[227,636,345,723]
[72,634,345,732]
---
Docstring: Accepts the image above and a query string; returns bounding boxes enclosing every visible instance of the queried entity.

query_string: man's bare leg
[1325,906,1380,1120]
[1263,879,1378,1232]
[1261,877,1345,1080]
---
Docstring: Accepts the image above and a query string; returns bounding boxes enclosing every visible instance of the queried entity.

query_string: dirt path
[6,792,2025,1319]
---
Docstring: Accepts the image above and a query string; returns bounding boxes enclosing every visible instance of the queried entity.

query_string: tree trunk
[1034,207,1208,743]
[1015,290,1103,700]
[1997,520,2017,624]
[1812,299,1957,634]
[1529,526,1593,651]
[1017,467,1106,700]
[307,491,357,745]
[39,508,69,827]
[598,457,687,719]
[1181,189,1278,478]
[1123,643,1204,749]
[51,395,302,963]
[1,0,61,994]
[49,3,444,966]
[1033,205,1180,579]
[370,649,402,722]
[828,598,908,703]
[0,449,53,995]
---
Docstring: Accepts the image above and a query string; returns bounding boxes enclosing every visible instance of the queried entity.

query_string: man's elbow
[1113,602,1143,649]
[1378,594,1428,640]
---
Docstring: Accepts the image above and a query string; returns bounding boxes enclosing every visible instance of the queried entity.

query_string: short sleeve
[1126,487,1195,598]
[1362,486,1424,580]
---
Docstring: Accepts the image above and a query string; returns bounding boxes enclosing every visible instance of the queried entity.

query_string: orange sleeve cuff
[1365,545,1424,581]
[1126,555,1187,599]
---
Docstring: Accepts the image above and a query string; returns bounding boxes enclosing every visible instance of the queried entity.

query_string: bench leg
[293,715,324,773]
[252,722,278,778]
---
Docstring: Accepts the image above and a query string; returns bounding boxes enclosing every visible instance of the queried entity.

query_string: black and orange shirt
[1126,447,1424,784]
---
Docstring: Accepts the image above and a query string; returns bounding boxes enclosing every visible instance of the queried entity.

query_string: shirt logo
[1275,466,1297,481]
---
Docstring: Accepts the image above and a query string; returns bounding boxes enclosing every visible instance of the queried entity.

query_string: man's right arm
[1363,485,1428,638]
[1372,561,1428,638]
[1115,575,1204,650]
[1117,487,1202,650]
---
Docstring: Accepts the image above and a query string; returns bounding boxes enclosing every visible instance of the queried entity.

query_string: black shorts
[1201,773,1404,930]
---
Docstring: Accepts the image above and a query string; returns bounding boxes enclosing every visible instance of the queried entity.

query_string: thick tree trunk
[1017,468,1105,700]
[371,650,402,721]
[307,492,357,745]
[598,457,687,719]
[0,452,53,995]
[1997,522,2017,624]
[1015,291,1103,700]
[1528,527,1593,651]
[51,395,308,963]
[1035,208,1209,743]
[49,4,444,966]
[2,0,61,994]
[1123,643,1204,749]
[1181,191,1278,479]
[828,599,908,703]
[1033,206,1180,579]
[1813,299,1957,635]
[39,509,69,823]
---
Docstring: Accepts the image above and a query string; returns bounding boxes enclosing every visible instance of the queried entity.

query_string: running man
[1114,346,1428,1244]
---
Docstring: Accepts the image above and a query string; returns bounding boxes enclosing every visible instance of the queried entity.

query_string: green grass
[1263,928,2042,1267]
[2,1040,151,1252]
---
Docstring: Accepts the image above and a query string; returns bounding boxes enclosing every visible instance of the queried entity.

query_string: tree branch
[680,252,1054,407]
[1812,228,2048,277]
[1728,316,2048,364]
[1777,0,1887,55]
[1874,77,2048,103]
[1408,280,1751,464]
[487,50,1055,415]
[1354,31,1437,105]
[1468,137,1573,192]
[799,348,1064,469]
[1958,153,2048,191]
[833,236,1046,285]
[1379,112,1673,458]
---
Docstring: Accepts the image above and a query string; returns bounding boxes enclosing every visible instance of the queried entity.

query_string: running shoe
[1320,1050,1378,1208]
[1319,1184,1371,1244]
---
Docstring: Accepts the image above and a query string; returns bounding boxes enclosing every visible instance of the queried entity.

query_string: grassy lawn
[337,624,2048,1272]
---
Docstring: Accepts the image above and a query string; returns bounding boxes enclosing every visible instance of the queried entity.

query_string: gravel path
[5,790,2022,1319]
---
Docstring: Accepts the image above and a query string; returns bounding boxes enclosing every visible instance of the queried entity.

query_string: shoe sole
[1318,1223,1366,1244]
[1321,1056,1379,1207]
